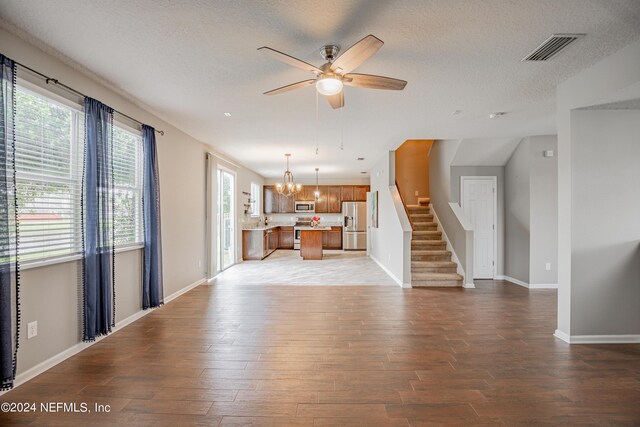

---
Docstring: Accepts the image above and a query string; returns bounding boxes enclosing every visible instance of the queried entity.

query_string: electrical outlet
[414,190,419,196]
[545,263,551,271]
[27,321,37,339]
[198,259,202,268]
[388,253,391,261]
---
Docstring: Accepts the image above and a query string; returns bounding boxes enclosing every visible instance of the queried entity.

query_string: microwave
[295,201,315,213]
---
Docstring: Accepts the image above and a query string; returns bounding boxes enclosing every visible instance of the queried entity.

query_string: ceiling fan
[259,34,407,109]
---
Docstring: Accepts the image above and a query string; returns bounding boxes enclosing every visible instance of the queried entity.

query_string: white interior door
[461,177,496,279]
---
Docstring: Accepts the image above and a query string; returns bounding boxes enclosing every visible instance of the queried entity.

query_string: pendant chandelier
[314,168,320,201]
[275,153,302,197]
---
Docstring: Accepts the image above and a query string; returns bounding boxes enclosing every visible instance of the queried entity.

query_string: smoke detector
[489,112,506,119]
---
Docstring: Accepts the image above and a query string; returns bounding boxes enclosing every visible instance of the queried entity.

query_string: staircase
[408,198,463,287]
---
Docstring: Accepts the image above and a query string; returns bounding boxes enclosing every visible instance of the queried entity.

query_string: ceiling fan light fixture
[316,74,343,96]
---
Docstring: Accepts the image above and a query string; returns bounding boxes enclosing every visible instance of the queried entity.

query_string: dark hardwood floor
[1,280,639,425]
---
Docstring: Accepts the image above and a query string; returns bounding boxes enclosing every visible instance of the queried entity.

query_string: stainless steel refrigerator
[343,201,367,250]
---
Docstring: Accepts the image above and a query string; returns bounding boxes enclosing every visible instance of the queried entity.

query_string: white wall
[503,136,559,286]
[369,152,410,286]
[570,110,640,336]
[529,136,558,285]
[0,25,261,376]
[505,139,531,283]
[557,38,640,340]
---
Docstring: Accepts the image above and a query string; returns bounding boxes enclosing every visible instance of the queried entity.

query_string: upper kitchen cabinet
[327,186,342,213]
[314,185,329,213]
[341,186,354,201]
[263,185,279,213]
[299,186,314,202]
[279,193,295,213]
[354,185,369,201]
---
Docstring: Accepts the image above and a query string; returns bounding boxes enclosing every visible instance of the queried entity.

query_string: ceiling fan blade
[327,91,344,109]
[258,46,323,74]
[330,35,384,74]
[264,79,316,95]
[343,73,407,90]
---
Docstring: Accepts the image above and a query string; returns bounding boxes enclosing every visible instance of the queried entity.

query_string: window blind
[15,85,144,263]
[15,85,84,262]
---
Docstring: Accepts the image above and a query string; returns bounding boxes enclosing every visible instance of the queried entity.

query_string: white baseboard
[463,283,476,289]
[164,277,207,303]
[369,254,406,288]
[554,329,640,344]
[529,283,558,289]
[1,277,206,395]
[554,329,571,343]
[495,275,528,288]
[495,275,557,289]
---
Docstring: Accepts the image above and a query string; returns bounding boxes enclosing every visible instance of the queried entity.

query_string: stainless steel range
[293,217,312,250]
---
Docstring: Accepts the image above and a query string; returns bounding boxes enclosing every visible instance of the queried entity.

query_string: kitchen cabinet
[354,185,369,201]
[279,193,295,213]
[340,185,369,202]
[267,228,279,253]
[243,227,280,260]
[314,185,329,213]
[298,186,314,202]
[263,186,279,213]
[341,186,354,202]
[327,186,342,213]
[279,226,294,249]
[322,226,342,249]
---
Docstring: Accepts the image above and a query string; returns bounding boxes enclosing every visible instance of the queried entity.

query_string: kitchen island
[300,227,331,260]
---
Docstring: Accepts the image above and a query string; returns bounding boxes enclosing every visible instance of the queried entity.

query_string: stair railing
[395,180,414,230]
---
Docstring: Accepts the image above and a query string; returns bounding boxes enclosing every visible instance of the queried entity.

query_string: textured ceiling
[1,0,639,178]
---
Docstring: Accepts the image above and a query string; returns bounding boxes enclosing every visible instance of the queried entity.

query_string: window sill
[20,244,144,271]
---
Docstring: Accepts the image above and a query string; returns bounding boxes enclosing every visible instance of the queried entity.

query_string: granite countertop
[243,223,342,231]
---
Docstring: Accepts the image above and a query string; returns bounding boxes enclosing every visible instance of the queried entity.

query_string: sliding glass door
[217,168,236,272]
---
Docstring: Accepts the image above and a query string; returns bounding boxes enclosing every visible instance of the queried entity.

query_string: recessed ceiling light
[357,157,365,161]
[223,112,231,117]
[360,171,367,174]
[452,110,462,115]
[489,112,506,119]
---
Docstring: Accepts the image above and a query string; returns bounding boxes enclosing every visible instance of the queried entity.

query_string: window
[14,84,143,264]
[250,182,260,217]
[112,126,143,247]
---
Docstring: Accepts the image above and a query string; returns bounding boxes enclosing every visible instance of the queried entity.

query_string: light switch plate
[545,263,551,271]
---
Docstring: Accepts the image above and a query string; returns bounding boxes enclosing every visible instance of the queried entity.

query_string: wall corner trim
[554,329,571,343]
[1,277,207,396]
[554,330,640,344]
[496,275,558,289]
[495,275,528,288]
[369,254,405,287]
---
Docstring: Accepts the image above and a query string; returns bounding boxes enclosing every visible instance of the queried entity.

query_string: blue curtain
[0,54,19,390]
[142,125,163,309]
[82,98,115,341]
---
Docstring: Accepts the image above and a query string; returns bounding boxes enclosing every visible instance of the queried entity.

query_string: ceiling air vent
[522,33,584,61]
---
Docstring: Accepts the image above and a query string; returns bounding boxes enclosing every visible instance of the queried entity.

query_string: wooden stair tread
[411,250,451,255]
[411,239,446,244]
[411,272,463,280]
[412,261,457,267]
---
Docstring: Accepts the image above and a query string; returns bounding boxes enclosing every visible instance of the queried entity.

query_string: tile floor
[213,250,397,286]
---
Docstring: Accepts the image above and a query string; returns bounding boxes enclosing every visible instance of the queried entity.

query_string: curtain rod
[14,60,165,136]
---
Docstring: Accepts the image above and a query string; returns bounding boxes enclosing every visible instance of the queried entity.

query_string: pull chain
[315,90,319,155]
[340,103,344,151]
